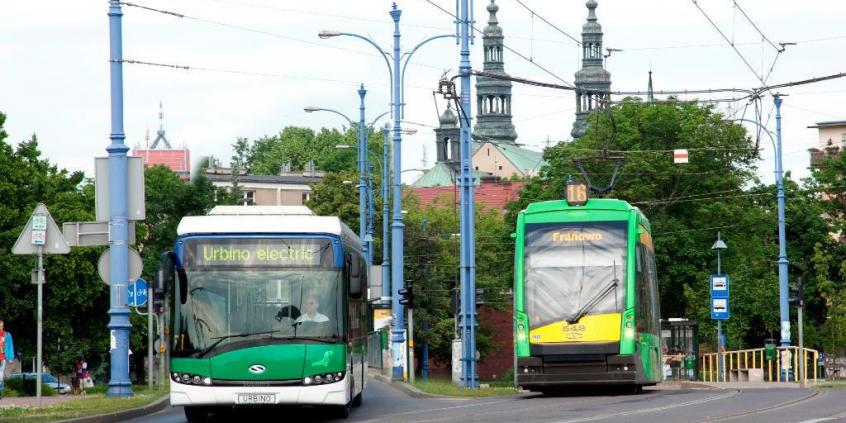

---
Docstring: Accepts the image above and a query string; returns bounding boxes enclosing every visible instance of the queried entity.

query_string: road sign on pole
[710,274,730,320]
[98,248,143,285]
[63,221,136,247]
[95,156,146,222]
[12,203,69,407]
[12,204,70,255]
[127,279,148,307]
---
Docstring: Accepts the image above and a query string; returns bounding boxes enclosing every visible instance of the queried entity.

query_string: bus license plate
[237,393,275,404]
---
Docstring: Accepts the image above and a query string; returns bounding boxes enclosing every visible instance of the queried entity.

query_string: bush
[4,378,57,396]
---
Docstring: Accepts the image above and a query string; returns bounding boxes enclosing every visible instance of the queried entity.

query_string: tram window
[635,245,649,332]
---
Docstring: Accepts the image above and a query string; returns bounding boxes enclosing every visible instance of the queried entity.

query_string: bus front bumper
[516,355,640,387]
[170,374,349,407]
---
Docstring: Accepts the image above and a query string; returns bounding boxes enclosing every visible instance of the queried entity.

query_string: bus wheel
[184,406,209,422]
[352,391,363,407]
[333,402,351,419]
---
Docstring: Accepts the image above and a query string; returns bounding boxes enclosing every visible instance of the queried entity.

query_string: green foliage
[506,98,836,351]
[242,126,383,175]
[3,377,57,396]
[0,112,224,384]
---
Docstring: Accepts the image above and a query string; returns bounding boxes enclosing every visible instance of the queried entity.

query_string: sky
[1,0,845,185]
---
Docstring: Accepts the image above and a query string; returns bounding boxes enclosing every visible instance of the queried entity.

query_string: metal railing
[701,346,819,383]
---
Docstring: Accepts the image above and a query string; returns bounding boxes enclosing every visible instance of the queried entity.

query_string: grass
[816,381,846,388]
[0,383,168,423]
[409,378,519,398]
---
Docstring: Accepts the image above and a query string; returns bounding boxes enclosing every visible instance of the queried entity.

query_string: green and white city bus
[513,188,662,392]
[157,206,368,421]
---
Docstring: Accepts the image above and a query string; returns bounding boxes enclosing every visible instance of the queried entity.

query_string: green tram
[157,206,368,421]
[513,192,662,392]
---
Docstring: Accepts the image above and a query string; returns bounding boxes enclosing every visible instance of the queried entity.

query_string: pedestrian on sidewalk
[0,320,16,399]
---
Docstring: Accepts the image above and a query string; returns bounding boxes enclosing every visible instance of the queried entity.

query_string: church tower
[473,0,517,143]
[571,0,611,139]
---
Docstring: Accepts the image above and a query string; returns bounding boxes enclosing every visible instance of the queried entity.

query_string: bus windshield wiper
[280,335,340,344]
[567,279,618,324]
[194,330,279,358]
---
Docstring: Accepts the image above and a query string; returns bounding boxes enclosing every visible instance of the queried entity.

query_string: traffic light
[399,285,414,309]
[789,277,805,307]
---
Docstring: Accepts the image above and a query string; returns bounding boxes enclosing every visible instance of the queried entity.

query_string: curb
[58,395,170,423]
[370,373,450,399]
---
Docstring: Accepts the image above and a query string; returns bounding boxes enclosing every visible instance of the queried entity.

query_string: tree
[244,126,383,175]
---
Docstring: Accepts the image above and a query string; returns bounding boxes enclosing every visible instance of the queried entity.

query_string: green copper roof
[494,142,546,174]
[411,162,483,188]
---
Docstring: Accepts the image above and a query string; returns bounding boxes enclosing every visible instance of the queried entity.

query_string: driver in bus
[295,292,329,323]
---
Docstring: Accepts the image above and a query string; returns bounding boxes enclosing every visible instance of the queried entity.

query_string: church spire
[647,70,654,104]
[473,0,518,144]
[571,0,612,139]
[150,101,172,149]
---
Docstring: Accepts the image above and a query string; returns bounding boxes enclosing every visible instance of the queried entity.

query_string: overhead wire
[732,1,782,52]
[119,1,446,72]
[510,0,581,45]
[690,0,768,88]
[420,0,576,88]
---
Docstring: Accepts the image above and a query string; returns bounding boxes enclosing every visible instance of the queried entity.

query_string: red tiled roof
[133,148,191,180]
[406,180,523,211]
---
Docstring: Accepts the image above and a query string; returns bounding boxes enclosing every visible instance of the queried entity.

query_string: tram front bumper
[516,355,640,387]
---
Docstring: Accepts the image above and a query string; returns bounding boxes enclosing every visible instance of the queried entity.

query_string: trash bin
[684,354,696,380]
[764,338,776,361]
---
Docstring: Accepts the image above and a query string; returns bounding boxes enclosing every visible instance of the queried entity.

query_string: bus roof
[207,205,315,216]
[177,214,361,247]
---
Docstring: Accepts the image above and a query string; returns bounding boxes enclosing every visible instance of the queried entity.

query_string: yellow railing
[700,346,818,383]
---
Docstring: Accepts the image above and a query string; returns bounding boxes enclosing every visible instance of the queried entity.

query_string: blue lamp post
[319,3,453,381]
[304,86,370,259]
[731,104,790,347]
[106,0,133,397]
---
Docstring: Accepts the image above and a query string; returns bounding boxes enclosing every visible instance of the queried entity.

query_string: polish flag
[673,149,689,164]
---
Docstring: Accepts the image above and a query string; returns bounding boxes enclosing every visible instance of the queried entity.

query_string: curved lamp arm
[401,34,456,119]
[321,31,394,116]
[368,111,391,129]
[733,118,775,151]
[305,107,355,127]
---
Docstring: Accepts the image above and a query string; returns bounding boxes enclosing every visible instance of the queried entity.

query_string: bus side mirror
[349,255,363,299]
[158,251,187,305]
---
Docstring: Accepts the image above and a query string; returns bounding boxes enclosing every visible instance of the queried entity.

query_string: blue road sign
[710,274,729,299]
[127,278,148,307]
[711,297,729,320]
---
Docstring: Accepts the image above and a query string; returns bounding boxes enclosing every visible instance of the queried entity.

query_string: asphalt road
[124,378,846,423]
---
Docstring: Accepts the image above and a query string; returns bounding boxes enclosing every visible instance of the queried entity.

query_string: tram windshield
[524,222,627,327]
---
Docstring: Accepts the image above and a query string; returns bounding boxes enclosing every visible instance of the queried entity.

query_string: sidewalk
[0,394,86,408]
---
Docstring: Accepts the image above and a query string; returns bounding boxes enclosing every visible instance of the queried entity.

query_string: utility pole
[712,232,728,382]
[457,0,478,388]
[774,94,790,348]
[358,85,368,264]
[107,0,133,397]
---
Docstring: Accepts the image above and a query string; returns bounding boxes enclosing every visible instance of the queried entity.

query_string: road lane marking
[696,389,823,422]
[551,390,740,423]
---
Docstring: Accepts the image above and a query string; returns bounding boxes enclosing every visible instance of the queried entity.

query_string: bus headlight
[172,372,212,385]
[303,372,344,385]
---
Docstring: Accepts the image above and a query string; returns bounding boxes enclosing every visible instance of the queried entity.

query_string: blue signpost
[710,275,730,320]
[127,278,148,308]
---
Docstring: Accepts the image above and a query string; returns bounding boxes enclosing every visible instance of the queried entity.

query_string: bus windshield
[172,238,342,357]
[524,221,627,328]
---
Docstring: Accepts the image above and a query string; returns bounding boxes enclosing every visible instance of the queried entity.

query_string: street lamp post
[712,233,727,382]
[320,3,453,381]
[304,89,370,262]
[732,106,790,347]
[107,0,132,397]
